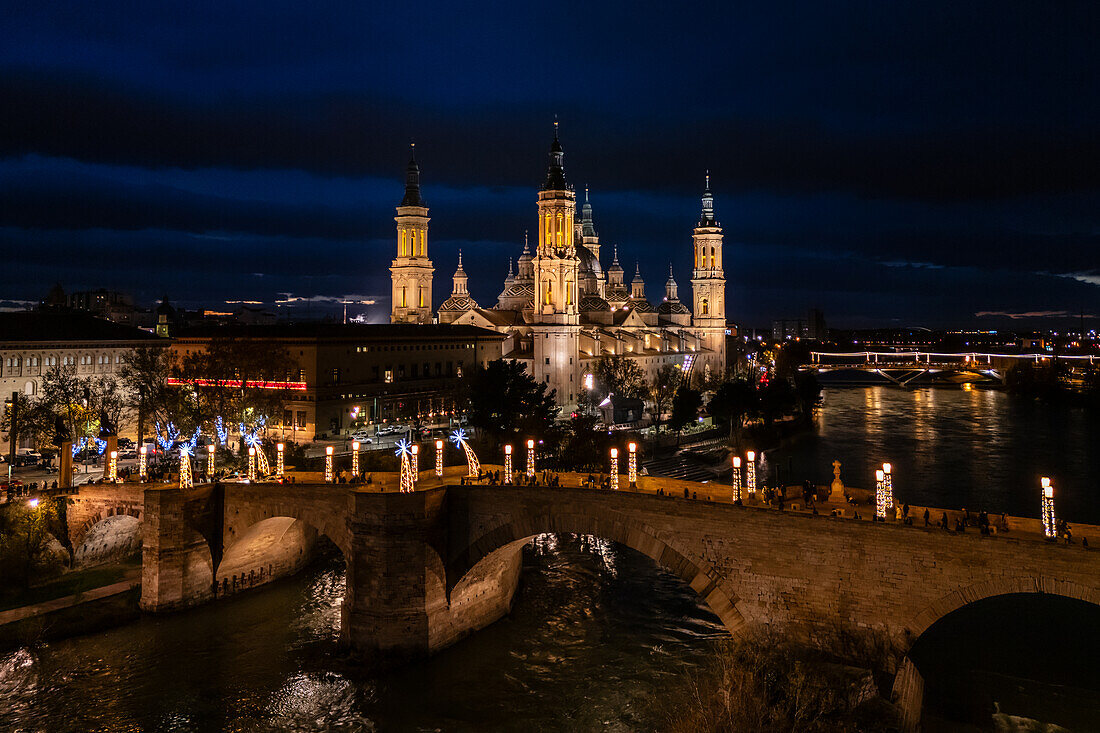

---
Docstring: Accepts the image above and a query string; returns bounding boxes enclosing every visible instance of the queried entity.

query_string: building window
[545,358,550,365]
[332,367,340,384]
[457,362,463,377]
[701,299,709,315]
[299,368,306,382]
[384,369,393,384]
[418,288,425,308]
[295,411,306,428]
[411,363,419,378]
[400,287,407,308]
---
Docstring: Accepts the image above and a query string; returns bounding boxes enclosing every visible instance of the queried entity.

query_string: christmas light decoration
[504,444,513,483]
[732,456,742,502]
[352,441,360,477]
[628,442,637,487]
[746,451,757,495]
[1041,477,1056,538]
[875,470,886,519]
[610,448,619,490]
[276,443,284,477]
[107,451,118,482]
[215,416,229,446]
[526,439,535,477]
[207,444,215,476]
[396,439,414,493]
[881,463,894,518]
[450,429,480,477]
[325,446,334,482]
[248,447,257,482]
[179,446,193,489]
[435,439,444,478]
[411,444,419,482]
[139,446,147,480]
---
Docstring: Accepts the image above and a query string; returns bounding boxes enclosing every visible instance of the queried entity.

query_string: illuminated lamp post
[1041,477,1056,538]
[732,456,742,502]
[138,446,147,481]
[875,469,886,519]
[882,462,894,518]
[628,442,637,488]
[207,444,215,477]
[610,447,619,491]
[351,441,360,477]
[411,444,419,482]
[504,444,513,483]
[435,439,444,478]
[107,451,118,482]
[526,439,536,477]
[325,446,334,483]
[275,443,284,478]
[248,447,257,482]
[746,451,757,496]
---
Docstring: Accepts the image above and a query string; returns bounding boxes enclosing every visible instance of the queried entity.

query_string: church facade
[390,128,727,412]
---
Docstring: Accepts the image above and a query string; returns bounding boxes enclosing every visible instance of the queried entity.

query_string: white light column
[746,451,756,496]
[179,448,193,489]
[276,443,284,478]
[610,448,619,490]
[628,442,637,487]
[1041,477,1056,538]
[207,444,215,477]
[504,444,513,483]
[411,444,419,482]
[526,439,536,477]
[138,446,147,481]
[325,446,334,482]
[435,440,444,478]
[352,441,360,477]
[882,462,894,518]
[248,447,257,482]
[107,451,118,482]
[732,456,742,502]
[875,470,886,519]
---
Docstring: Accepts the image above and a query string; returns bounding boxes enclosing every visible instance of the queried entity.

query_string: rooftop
[0,311,161,343]
[174,322,505,341]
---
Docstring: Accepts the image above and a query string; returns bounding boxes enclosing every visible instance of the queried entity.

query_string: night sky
[2,2,1098,329]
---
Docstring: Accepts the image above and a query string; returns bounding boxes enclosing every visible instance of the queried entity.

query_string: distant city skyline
[1,3,1097,330]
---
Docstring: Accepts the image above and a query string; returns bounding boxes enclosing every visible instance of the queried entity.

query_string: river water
[1,386,1097,731]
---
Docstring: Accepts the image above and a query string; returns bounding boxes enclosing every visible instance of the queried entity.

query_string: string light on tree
[882,462,894,518]
[746,451,757,495]
[276,443,284,478]
[504,445,513,483]
[628,442,637,487]
[526,439,535,477]
[732,456,742,502]
[396,439,415,493]
[248,447,257,482]
[138,446,147,480]
[107,451,118,482]
[1041,477,1056,538]
[325,446,334,482]
[352,441,360,477]
[610,447,619,490]
[875,469,886,519]
[179,446,193,489]
[435,440,444,478]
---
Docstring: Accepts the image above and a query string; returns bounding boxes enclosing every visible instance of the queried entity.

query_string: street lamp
[504,444,513,483]
[411,444,419,482]
[875,469,886,519]
[435,439,444,477]
[881,462,894,518]
[139,446,147,481]
[351,441,360,477]
[627,442,637,487]
[526,439,536,477]
[610,447,619,490]
[206,444,215,477]
[248,447,257,482]
[325,446,334,482]
[746,451,756,495]
[1041,477,1056,538]
[732,456,742,502]
[275,443,284,478]
[107,450,118,482]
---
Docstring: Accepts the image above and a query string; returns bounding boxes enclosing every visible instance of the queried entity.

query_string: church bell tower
[390,144,434,324]
[690,173,727,376]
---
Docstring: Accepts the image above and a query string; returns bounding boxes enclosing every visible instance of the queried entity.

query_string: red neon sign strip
[167,377,307,391]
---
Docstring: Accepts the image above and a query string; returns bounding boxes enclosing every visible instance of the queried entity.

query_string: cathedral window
[401,287,407,308]
[565,279,573,305]
[418,288,425,308]
[702,298,709,315]
[544,280,553,305]
[710,246,715,268]
[400,229,407,257]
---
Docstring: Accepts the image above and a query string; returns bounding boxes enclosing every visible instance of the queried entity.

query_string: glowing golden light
[248,446,257,482]
[107,450,118,482]
[627,442,637,486]
[352,441,360,477]
[411,444,419,482]
[610,447,619,490]
[276,443,284,477]
[1041,477,1056,538]
[325,446,334,483]
[206,444,215,476]
[746,451,756,495]
[504,444,513,483]
[526,438,536,477]
[732,456,742,502]
[179,447,193,489]
[875,469,887,519]
[435,439,444,477]
[139,446,147,480]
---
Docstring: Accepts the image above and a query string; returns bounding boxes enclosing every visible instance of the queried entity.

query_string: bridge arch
[447,512,745,634]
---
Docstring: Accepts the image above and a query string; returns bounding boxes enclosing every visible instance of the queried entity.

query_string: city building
[772,308,827,341]
[391,127,728,410]
[0,311,166,450]
[170,323,504,440]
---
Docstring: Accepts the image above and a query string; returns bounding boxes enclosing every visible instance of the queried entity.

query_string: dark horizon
[2,2,1098,331]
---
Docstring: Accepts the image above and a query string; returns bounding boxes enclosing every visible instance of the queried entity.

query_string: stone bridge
[132,480,1100,674]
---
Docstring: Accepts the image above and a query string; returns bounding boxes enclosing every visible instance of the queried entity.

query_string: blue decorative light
[215,416,229,446]
[71,437,88,458]
[449,428,468,448]
[94,437,108,455]
[155,421,181,451]
[395,438,412,457]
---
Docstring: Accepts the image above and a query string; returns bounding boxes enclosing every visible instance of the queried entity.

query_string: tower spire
[698,170,716,226]
[401,143,423,207]
[543,119,567,190]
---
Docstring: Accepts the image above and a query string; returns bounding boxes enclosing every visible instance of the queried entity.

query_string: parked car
[118,448,138,459]
[117,438,135,449]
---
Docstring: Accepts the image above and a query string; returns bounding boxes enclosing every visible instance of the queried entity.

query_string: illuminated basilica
[390,126,727,411]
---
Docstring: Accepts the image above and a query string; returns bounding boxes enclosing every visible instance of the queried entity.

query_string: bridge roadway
[807,350,1098,385]
[62,470,1100,729]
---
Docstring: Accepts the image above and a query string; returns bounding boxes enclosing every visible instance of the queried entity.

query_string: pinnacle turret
[542,120,568,191]
[400,143,424,207]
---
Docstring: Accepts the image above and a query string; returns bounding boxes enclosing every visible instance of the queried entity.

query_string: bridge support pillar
[140,486,214,612]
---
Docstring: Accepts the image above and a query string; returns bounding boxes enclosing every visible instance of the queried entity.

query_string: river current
[1,386,1097,731]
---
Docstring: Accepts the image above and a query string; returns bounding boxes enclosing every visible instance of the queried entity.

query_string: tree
[118,345,177,444]
[668,384,702,433]
[793,372,823,420]
[0,499,65,590]
[593,355,647,401]
[708,378,758,446]
[759,379,796,428]
[462,359,560,443]
[649,364,681,428]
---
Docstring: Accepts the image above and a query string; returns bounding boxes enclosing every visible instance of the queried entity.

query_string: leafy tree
[668,384,702,433]
[649,364,681,427]
[559,414,608,471]
[793,372,823,419]
[118,345,177,444]
[708,378,758,446]
[593,355,647,400]
[462,359,560,443]
[0,499,65,590]
[39,364,96,443]
[759,379,796,428]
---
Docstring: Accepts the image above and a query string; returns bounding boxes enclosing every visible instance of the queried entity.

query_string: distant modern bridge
[56,475,1100,732]
[806,350,1098,386]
